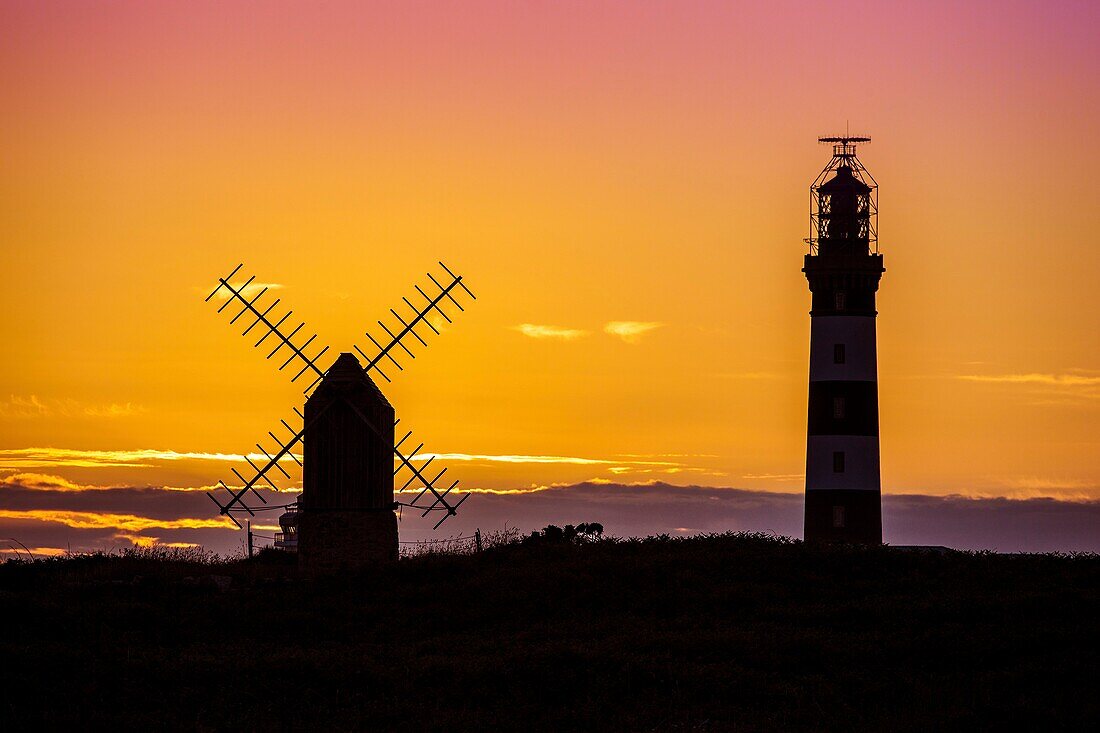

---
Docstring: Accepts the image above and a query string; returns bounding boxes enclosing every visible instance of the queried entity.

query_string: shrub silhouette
[525,522,604,544]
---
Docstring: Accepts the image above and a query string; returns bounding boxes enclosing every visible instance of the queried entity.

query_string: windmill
[203,261,476,565]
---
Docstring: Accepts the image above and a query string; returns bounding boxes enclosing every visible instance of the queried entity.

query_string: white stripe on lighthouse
[805,435,881,490]
[808,316,878,383]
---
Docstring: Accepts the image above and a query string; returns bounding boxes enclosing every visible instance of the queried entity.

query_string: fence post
[475,529,483,553]
[247,521,254,558]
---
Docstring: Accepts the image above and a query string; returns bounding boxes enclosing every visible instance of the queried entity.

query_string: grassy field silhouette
[1,533,1097,731]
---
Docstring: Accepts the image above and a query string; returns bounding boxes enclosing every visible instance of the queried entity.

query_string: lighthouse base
[804,489,881,545]
[298,509,399,572]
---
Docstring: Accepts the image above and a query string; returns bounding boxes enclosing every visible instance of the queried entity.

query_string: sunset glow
[1,1,1098,553]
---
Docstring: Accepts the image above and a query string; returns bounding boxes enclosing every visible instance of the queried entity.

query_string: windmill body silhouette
[204,262,475,567]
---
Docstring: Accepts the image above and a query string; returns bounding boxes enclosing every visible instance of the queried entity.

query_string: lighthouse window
[833,396,846,419]
[832,505,846,528]
[834,344,846,364]
[833,451,845,473]
[834,291,846,310]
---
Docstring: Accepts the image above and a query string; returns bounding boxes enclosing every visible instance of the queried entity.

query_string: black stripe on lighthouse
[807,381,878,436]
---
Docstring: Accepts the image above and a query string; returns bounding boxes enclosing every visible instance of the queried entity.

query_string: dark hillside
[1,535,1097,731]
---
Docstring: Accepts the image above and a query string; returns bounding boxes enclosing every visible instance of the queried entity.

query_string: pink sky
[1,2,1097,555]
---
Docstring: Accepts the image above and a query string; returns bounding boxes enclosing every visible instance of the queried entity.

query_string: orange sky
[1,1,1098,552]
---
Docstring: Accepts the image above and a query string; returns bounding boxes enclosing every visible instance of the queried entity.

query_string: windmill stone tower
[802,136,885,544]
[298,352,398,568]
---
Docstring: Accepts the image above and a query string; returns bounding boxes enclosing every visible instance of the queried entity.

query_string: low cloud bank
[435,483,1100,554]
[2,477,1099,555]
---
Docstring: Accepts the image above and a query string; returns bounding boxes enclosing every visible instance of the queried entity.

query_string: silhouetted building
[203,262,474,562]
[298,352,398,568]
[802,137,885,544]
[273,504,298,551]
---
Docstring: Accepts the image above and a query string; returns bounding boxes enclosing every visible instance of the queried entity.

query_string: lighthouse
[802,136,885,544]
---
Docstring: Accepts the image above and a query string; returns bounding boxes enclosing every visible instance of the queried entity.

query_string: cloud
[956,372,1100,405]
[0,472,282,494]
[82,403,146,417]
[409,452,680,467]
[425,313,450,333]
[114,532,158,548]
[742,473,805,482]
[0,477,290,521]
[1000,477,1096,499]
[106,534,197,549]
[512,323,589,340]
[881,493,1100,552]
[0,477,262,553]
[0,509,234,532]
[0,473,91,491]
[511,321,663,343]
[105,533,201,548]
[0,396,145,419]
[3,476,1100,555]
[0,545,67,558]
[958,373,1100,386]
[0,447,690,474]
[603,321,662,343]
[0,395,49,417]
[405,482,1100,553]
[615,453,720,459]
[0,447,302,470]
[208,281,284,301]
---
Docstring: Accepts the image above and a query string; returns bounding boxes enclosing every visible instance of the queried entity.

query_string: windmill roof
[317,352,391,407]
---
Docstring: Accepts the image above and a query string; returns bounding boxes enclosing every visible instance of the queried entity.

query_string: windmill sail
[206,264,329,384]
[205,409,308,521]
[346,261,476,386]
[393,421,470,529]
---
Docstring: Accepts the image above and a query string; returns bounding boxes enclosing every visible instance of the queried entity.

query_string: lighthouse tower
[802,136,884,544]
